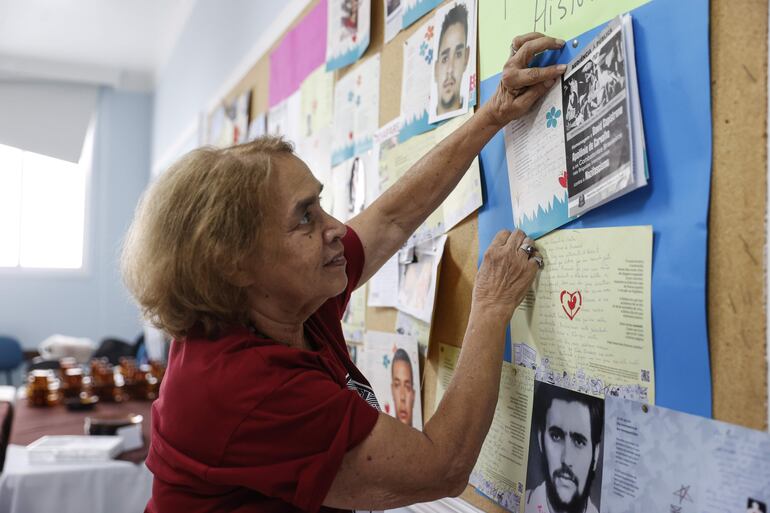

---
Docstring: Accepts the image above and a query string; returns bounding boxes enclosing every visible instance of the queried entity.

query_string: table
[0,398,155,513]
[10,399,154,463]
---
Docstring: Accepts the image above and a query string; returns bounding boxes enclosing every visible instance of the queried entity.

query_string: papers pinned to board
[326,0,371,71]
[399,1,478,142]
[503,14,647,239]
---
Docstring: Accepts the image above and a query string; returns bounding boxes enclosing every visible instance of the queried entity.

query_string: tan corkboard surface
[214,0,768,509]
[709,0,768,430]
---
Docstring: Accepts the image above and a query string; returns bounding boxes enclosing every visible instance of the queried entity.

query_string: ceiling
[0,0,196,89]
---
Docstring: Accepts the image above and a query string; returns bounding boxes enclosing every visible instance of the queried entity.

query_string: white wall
[152,0,297,168]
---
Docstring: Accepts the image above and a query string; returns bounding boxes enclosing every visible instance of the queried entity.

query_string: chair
[0,401,12,473]
[92,337,136,365]
[0,337,22,386]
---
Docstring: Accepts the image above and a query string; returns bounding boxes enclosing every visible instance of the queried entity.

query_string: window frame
[0,116,95,276]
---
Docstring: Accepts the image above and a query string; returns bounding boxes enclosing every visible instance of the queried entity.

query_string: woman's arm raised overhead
[349,33,565,286]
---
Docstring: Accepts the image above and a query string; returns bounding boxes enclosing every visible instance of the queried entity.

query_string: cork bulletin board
[215,0,768,510]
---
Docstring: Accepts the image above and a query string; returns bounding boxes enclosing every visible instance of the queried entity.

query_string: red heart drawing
[560,290,582,320]
[558,171,568,188]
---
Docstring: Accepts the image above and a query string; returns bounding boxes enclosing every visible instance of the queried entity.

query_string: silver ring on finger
[532,255,544,269]
[519,243,535,256]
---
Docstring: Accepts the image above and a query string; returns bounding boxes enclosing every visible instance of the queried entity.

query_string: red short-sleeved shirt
[145,228,380,513]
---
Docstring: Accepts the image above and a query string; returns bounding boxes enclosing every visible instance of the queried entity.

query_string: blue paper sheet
[477,0,712,417]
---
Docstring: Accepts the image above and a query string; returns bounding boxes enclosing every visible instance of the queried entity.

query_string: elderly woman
[122,34,564,513]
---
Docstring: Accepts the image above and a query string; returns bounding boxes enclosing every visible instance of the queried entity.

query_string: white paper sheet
[397,235,446,323]
[368,255,400,308]
[326,0,371,71]
[395,311,431,356]
[602,396,770,513]
[332,54,381,165]
[267,90,301,145]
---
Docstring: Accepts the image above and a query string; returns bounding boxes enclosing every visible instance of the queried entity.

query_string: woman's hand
[473,229,541,320]
[486,33,567,127]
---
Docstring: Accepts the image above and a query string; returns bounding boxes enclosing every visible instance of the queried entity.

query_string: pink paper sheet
[269,0,328,107]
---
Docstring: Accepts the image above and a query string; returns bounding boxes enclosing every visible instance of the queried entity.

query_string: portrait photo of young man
[390,348,416,427]
[429,1,475,123]
[525,381,604,513]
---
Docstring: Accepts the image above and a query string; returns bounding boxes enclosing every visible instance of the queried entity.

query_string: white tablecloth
[0,444,152,513]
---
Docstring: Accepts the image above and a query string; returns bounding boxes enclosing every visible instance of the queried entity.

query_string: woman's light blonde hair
[121,136,294,340]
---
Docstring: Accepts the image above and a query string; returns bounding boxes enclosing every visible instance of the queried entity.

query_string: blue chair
[0,337,23,385]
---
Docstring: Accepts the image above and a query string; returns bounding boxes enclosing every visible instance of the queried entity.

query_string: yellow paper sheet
[378,114,482,243]
[478,0,650,81]
[511,225,655,403]
[435,343,461,407]
[436,343,535,511]
[300,65,334,136]
[470,364,535,511]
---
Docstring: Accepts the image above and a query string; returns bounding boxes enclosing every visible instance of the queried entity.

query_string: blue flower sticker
[382,354,391,369]
[546,106,561,128]
[356,95,361,106]
[419,41,427,56]
[425,48,433,65]
[347,91,354,102]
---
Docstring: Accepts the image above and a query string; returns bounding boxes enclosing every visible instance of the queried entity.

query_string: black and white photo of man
[525,381,604,513]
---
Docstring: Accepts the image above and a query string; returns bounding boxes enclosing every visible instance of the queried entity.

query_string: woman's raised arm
[348,33,565,286]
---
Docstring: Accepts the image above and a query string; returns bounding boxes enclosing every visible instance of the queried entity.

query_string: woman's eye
[299,211,312,225]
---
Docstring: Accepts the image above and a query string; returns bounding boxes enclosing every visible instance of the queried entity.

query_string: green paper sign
[479,0,651,81]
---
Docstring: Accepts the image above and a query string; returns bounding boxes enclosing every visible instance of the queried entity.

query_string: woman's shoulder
[170,327,341,397]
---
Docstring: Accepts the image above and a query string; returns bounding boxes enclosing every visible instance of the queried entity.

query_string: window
[0,128,91,270]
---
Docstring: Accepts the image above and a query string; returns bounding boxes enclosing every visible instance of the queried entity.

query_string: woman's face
[244,154,348,316]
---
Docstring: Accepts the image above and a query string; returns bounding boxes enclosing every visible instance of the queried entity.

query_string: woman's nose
[323,211,347,243]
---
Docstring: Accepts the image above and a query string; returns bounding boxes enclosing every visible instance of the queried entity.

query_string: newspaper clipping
[562,20,631,217]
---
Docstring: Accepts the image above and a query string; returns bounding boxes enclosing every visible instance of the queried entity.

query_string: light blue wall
[152,0,288,165]
[0,88,152,353]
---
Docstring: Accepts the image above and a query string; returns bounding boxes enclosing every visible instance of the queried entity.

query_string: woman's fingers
[513,36,565,67]
[501,35,566,92]
[530,253,544,270]
[491,229,512,247]
[507,229,527,252]
[512,80,555,111]
[510,33,549,53]
[509,63,566,89]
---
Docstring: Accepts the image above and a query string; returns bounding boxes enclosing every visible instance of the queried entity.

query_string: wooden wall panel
[709,0,768,430]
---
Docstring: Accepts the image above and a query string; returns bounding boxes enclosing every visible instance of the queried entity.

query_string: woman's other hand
[473,229,541,320]
[487,33,566,127]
